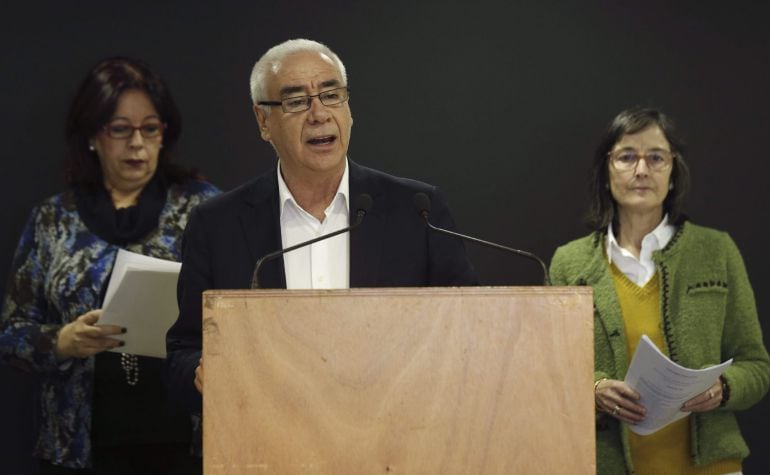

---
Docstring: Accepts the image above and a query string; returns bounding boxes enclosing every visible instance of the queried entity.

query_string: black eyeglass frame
[257,86,350,113]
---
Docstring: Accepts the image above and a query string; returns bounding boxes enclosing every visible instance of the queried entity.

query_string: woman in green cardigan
[550,108,770,474]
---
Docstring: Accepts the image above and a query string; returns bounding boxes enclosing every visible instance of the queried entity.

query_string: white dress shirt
[606,215,675,287]
[277,160,350,289]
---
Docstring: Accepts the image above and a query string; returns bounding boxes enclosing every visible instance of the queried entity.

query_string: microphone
[250,193,373,288]
[413,192,551,285]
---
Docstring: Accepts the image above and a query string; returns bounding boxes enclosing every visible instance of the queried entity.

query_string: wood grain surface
[203,287,594,474]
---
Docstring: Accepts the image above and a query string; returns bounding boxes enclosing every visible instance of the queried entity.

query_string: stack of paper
[100,249,182,358]
[625,335,732,435]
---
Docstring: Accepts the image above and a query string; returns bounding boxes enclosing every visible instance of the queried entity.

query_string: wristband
[594,378,607,393]
[594,378,608,411]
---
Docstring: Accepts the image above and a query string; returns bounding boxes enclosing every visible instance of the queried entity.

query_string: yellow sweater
[612,264,741,475]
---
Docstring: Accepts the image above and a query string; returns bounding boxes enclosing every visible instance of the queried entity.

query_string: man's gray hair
[249,39,347,106]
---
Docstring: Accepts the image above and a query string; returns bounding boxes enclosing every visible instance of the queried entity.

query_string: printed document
[100,249,182,358]
[625,335,732,435]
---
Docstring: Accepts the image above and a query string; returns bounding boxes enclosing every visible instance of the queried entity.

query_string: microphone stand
[413,192,550,285]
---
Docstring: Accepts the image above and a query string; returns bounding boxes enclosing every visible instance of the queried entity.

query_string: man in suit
[166,39,477,412]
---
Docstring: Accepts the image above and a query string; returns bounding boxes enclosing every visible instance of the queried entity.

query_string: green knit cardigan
[550,221,770,474]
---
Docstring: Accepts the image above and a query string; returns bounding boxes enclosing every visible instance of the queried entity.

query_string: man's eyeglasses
[258,87,350,113]
[102,119,165,139]
[608,149,674,172]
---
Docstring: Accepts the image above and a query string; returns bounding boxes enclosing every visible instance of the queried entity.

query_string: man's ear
[253,105,271,141]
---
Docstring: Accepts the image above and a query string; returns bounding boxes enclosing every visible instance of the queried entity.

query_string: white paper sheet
[100,249,182,358]
[625,334,732,435]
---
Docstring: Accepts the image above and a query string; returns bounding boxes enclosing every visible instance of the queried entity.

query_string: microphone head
[353,193,373,214]
[413,192,431,215]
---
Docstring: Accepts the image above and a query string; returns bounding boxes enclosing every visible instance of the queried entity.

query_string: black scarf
[75,175,168,246]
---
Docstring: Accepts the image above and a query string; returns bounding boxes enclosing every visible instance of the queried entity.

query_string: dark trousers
[39,443,201,475]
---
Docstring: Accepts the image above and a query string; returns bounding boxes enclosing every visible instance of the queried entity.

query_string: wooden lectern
[202,287,594,474]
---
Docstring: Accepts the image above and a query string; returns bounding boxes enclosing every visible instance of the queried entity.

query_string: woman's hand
[595,378,647,424]
[194,358,203,393]
[55,310,125,359]
[682,379,722,412]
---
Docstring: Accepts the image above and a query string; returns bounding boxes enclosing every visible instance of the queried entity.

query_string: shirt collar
[606,214,675,264]
[277,158,350,219]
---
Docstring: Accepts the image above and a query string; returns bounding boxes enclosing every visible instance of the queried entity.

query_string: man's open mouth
[307,135,336,145]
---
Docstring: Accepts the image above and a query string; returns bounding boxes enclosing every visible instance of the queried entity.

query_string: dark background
[2,1,769,473]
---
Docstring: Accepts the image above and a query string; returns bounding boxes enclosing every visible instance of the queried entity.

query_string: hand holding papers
[100,249,181,358]
[624,335,732,435]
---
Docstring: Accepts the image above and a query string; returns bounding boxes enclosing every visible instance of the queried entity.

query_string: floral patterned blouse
[0,180,219,468]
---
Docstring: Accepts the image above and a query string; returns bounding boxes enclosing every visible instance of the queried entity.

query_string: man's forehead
[271,51,339,78]
[268,51,342,91]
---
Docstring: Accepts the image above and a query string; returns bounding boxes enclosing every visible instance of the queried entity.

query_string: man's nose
[306,96,331,122]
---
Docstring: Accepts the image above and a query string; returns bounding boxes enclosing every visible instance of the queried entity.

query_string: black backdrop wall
[2,1,769,473]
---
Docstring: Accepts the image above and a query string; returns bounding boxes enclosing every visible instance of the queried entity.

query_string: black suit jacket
[166,161,477,411]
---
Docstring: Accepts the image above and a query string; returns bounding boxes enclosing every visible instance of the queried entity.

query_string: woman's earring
[669,182,674,190]
[88,144,95,151]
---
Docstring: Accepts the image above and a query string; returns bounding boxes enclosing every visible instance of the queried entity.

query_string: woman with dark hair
[0,57,219,473]
[550,107,769,474]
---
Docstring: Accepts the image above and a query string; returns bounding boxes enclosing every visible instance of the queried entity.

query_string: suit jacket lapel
[349,161,383,287]
[237,170,287,289]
